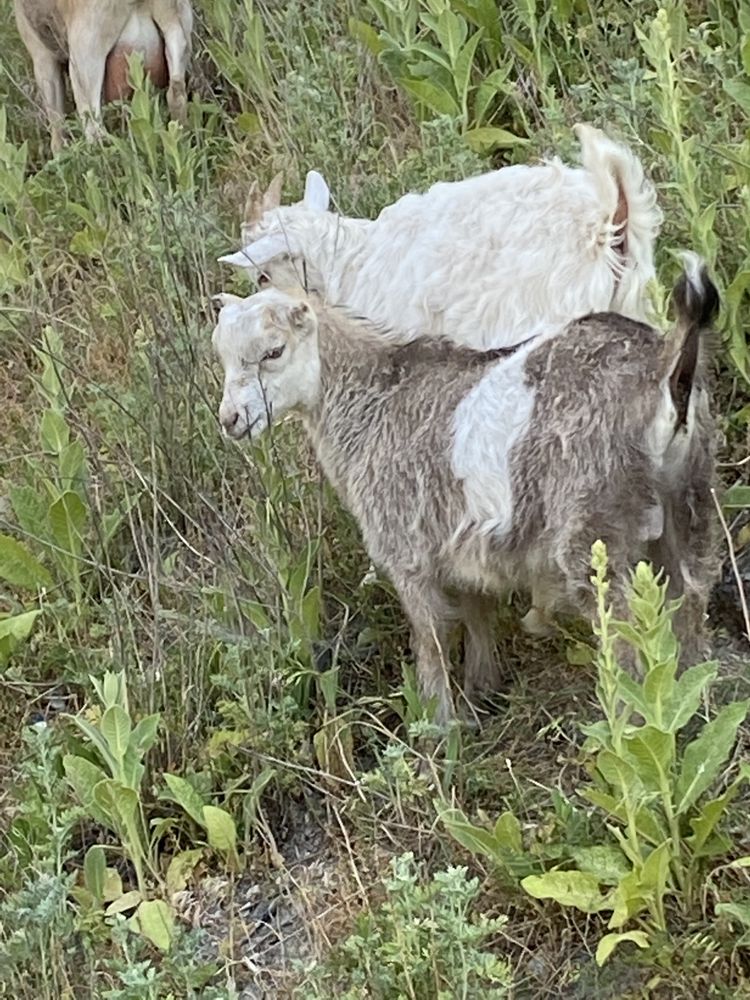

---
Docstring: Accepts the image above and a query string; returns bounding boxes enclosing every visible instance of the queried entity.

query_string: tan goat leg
[66,4,129,142]
[151,0,193,122]
[14,4,66,153]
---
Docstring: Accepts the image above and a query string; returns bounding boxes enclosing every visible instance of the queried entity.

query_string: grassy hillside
[1,1,749,997]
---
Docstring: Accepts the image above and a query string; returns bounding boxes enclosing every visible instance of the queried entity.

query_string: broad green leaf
[104,889,142,915]
[716,900,750,930]
[596,931,650,966]
[464,126,528,153]
[130,713,160,754]
[493,810,523,854]
[203,805,238,859]
[48,490,87,556]
[135,899,175,953]
[664,661,717,732]
[675,700,750,813]
[639,840,671,899]
[724,77,750,117]
[67,715,118,774]
[595,749,643,799]
[163,773,207,827]
[687,776,745,855]
[521,870,606,913]
[622,727,674,793]
[723,484,750,509]
[571,845,631,884]
[84,845,106,901]
[62,754,110,827]
[103,867,123,902]
[101,705,132,763]
[401,77,460,116]
[0,534,52,589]
[0,610,40,656]
[643,662,676,722]
[10,486,48,539]
[40,409,69,454]
[58,440,86,487]
[584,790,666,846]
[166,848,203,896]
[96,780,146,870]
[348,17,384,55]
[452,31,483,110]
[608,871,648,929]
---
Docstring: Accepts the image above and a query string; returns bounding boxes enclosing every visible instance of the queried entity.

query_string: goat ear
[262,171,284,213]
[218,231,294,269]
[303,170,330,213]
[212,292,244,310]
[287,300,316,337]
[243,179,263,225]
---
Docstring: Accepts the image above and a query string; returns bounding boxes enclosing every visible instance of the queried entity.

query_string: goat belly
[103,13,168,103]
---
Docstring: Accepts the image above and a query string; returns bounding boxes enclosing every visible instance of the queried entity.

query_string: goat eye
[262,345,285,362]
[258,273,270,287]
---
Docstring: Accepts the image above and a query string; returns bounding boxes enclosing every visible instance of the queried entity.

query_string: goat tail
[665,253,720,432]
[574,123,663,319]
[672,252,720,335]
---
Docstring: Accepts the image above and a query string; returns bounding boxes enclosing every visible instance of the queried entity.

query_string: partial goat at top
[219,125,662,350]
[14,0,193,155]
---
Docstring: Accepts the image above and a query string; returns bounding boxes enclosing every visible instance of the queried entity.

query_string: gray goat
[212,258,719,724]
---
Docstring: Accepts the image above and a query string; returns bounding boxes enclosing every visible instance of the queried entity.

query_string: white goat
[14,0,193,154]
[212,261,719,724]
[219,125,662,349]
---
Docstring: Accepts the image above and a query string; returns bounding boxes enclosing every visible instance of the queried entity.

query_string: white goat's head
[212,288,321,440]
[218,171,331,290]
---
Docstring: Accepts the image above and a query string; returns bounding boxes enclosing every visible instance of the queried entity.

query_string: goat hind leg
[461,592,502,699]
[14,6,66,153]
[151,0,192,122]
[67,11,127,141]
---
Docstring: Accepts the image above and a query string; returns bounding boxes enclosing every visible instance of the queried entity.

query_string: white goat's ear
[262,171,284,213]
[218,231,294,269]
[303,170,330,213]
[212,292,244,310]
[243,179,263,226]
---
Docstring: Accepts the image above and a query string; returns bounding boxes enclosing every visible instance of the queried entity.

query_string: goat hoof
[521,607,555,638]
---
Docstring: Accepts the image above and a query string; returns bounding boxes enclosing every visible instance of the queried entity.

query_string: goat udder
[103,18,168,103]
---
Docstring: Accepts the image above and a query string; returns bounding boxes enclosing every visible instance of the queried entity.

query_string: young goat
[219,125,661,350]
[212,259,719,724]
[14,0,192,154]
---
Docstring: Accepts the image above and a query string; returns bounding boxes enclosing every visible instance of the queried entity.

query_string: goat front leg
[397,578,457,726]
[152,0,193,122]
[14,7,67,153]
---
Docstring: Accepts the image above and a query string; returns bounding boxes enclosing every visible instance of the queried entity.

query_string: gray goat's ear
[303,170,330,213]
[287,300,316,337]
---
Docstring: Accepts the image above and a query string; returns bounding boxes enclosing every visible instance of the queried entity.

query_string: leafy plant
[351,0,529,151]
[63,672,159,898]
[297,851,511,998]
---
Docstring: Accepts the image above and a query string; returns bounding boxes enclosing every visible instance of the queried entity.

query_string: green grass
[1,1,750,997]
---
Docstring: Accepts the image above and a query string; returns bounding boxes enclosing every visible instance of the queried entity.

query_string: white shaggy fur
[451,340,540,540]
[219,124,662,350]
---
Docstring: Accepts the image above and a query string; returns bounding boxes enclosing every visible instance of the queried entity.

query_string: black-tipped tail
[672,253,720,331]
[668,254,719,431]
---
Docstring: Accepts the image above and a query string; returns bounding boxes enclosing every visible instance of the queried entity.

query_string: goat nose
[222,410,239,432]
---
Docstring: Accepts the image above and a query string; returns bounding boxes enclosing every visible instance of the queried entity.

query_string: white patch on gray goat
[451,342,538,540]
